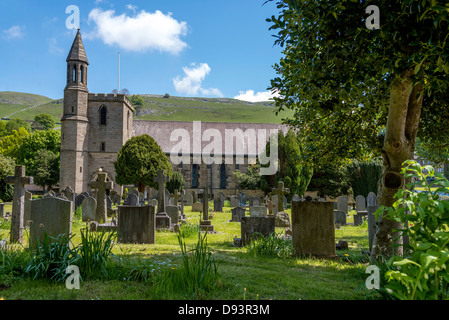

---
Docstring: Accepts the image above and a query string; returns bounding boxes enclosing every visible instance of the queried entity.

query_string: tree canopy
[114,134,173,191]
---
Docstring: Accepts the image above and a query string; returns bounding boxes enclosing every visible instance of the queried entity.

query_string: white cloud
[3,25,25,39]
[234,90,280,102]
[48,38,64,55]
[87,8,188,54]
[173,63,223,97]
[126,4,138,14]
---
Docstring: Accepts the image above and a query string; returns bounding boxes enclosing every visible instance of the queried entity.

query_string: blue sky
[0,0,284,101]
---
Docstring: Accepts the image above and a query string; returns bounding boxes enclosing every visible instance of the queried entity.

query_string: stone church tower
[60,30,134,194]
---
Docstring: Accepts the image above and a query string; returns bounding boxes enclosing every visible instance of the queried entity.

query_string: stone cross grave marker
[90,169,113,223]
[154,170,171,228]
[272,181,290,212]
[200,184,215,233]
[6,165,33,243]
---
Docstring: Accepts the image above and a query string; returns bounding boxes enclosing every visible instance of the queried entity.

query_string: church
[59,30,288,197]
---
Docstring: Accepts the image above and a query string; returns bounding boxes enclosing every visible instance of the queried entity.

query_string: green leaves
[381,161,449,299]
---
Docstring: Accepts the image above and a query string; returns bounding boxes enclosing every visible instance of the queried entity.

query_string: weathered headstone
[82,196,97,222]
[0,203,4,218]
[125,193,139,206]
[192,202,203,212]
[6,165,33,243]
[185,192,193,206]
[29,197,72,249]
[356,195,367,214]
[118,205,155,244]
[166,205,180,225]
[272,181,290,212]
[291,200,336,258]
[230,206,246,222]
[336,196,349,215]
[275,211,291,227]
[249,206,267,217]
[334,211,347,225]
[249,197,261,207]
[367,192,377,207]
[75,192,89,210]
[90,169,113,224]
[265,199,275,216]
[106,195,112,209]
[241,216,275,246]
[213,194,224,212]
[238,192,247,207]
[353,214,364,226]
[230,195,239,207]
[24,190,32,226]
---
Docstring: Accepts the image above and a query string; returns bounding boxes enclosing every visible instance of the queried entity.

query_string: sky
[0,0,284,102]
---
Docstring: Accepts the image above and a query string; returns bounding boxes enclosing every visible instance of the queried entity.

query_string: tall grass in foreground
[156,228,221,299]
[248,232,295,259]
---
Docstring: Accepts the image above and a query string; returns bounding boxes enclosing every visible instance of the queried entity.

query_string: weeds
[248,232,295,259]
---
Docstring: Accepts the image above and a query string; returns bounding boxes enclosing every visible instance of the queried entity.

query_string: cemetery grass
[0,203,379,300]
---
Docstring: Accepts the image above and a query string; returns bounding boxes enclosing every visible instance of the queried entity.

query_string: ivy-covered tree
[114,134,173,192]
[266,0,449,259]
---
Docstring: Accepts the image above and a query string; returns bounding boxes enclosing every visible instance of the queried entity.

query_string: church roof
[67,29,89,64]
[132,120,290,156]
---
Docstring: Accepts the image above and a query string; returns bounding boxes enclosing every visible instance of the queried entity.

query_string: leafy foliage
[33,149,60,190]
[248,232,295,259]
[377,161,449,299]
[233,163,263,190]
[166,171,186,194]
[32,113,55,131]
[346,158,382,198]
[307,163,350,198]
[129,95,144,106]
[114,134,173,189]
[266,0,449,166]
[0,154,15,202]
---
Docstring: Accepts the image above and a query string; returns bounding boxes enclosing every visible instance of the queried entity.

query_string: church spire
[67,29,89,64]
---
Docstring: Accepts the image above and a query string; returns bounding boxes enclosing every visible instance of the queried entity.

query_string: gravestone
[249,206,267,217]
[272,181,290,212]
[139,192,145,206]
[90,169,113,224]
[230,195,239,207]
[43,190,55,198]
[249,197,261,207]
[334,211,347,225]
[106,195,112,209]
[213,194,224,212]
[265,199,275,216]
[125,193,139,206]
[166,205,181,225]
[356,195,367,214]
[113,193,121,206]
[241,216,275,246]
[200,186,215,233]
[291,200,336,258]
[62,186,76,212]
[180,189,185,217]
[192,202,203,212]
[191,190,198,204]
[118,205,155,244]
[367,192,377,207]
[0,203,4,218]
[275,211,291,227]
[353,214,364,226]
[336,196,349,215]
[292,194,301,202]
[82,196,97,222]
[6,165,33,243]
[75,192,89,211]
[185,192,193,206]
[230,206,246,222]
[24,190,32,226]
[271,194,279,214]
[29,197,72,249]
[238,192,247,207]
[368,204,379,252]
[154,170,171,229]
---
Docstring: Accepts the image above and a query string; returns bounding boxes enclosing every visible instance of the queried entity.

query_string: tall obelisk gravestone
[6,165,33,243]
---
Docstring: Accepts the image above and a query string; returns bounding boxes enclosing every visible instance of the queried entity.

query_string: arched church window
[100,106,107,125]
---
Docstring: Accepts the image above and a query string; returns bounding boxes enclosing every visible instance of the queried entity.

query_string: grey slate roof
[66,29,89,64]
[132,120,290,156]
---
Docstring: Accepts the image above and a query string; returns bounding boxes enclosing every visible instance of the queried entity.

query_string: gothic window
[100,142,106,152]
[192,164,199,188]
[72,65,76,83]
[220,163,227,189]
[100,106,107,125]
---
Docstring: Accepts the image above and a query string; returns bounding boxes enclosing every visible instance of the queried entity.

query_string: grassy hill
[0,92,293,124]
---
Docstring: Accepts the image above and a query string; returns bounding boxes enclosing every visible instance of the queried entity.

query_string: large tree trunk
[370,70,423,262]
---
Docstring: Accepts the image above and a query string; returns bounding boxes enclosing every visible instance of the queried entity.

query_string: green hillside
[0,92,292,124]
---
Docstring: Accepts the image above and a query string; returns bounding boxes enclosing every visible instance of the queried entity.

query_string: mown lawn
[0,201,378,300]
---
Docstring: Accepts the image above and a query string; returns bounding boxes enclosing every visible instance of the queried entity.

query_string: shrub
[377,160,449,300]
[248,232,295,259]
